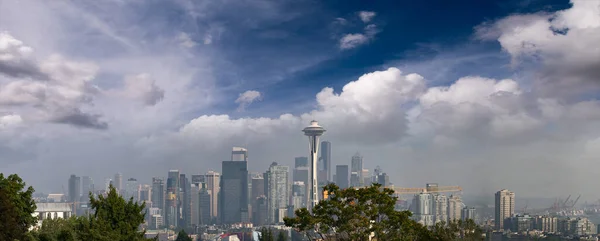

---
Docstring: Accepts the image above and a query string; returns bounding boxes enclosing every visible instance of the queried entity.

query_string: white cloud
[475,0,600,96]
[358,11,376,23]
[235,90,262,111]
[0,114,22,128]
[339,33,369,50]
[178,32,197,48]
[121,74,165,106]
[204,34,213,45]
[339,23,380,50]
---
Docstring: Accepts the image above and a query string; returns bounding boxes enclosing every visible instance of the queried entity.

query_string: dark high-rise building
[81,176,93,202]
[251,175,265,225]
[166,170,180,228]
[320,141,331,182]
[199,183,212,225]
[220,147,249,224]
[68,174,81,203]
[191,175,205,185]
[335,165,349,189]
[151,177,165,211]
[179,174,191,228]
[294,157,308,168]
[253,195,268,226]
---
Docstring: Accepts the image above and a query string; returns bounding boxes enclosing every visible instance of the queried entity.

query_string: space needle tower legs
[302,120,326,211]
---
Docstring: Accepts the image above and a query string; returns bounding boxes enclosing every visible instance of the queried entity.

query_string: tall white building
[448,195,463,222]
[350,153,363,187]
[433,194,448,224]
[291,181,306,210]
[265,162,289,224]
[125,178,139,202]
[412,192,434,227]
[114,173,123,192]
[462,206,476,222]
[495,189,515,230]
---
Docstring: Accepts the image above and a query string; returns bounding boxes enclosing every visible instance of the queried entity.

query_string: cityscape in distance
[3,0,600,240]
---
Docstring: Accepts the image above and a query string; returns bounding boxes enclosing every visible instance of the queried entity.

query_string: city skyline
[3,0,600,202]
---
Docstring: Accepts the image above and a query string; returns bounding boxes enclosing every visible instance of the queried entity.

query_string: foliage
[285,183,433,241]
[259,227,275,241]
[284,183,484,241]
[30,184,155,241]
[277,231,287,241]
[73,185,154,241]
[175,229,193,241]
[0,173,38,241]
[30,217,79,241]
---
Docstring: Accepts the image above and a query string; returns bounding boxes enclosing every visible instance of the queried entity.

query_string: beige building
[32,203,73,228]
[447,195,463,222]
[205,171,220,218]
[495,189,515,230]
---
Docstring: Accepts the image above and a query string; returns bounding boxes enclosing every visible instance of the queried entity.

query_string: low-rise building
[32,203,73,228]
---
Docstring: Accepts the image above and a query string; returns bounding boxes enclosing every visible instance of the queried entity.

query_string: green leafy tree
[285,183,435,241]
[175,230,192,241]
[259,227,275,241]
[276,231,287,241]
[72,185,155,241]
[0,173,37,241]
[30,216,79,241]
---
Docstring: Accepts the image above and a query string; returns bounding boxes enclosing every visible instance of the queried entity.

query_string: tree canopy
[30,185,155,241]
[175,230,193,241]
[284,183,483,241]
[0,173,37,241]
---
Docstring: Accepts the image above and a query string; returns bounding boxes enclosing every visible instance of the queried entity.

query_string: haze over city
[1,0,600,205]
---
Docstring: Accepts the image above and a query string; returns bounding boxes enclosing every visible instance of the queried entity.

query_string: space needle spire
[302,120,326,210]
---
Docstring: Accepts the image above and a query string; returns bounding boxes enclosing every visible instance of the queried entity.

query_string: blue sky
[2,0,600,199]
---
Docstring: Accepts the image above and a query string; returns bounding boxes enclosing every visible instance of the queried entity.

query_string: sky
[1,0,600,201]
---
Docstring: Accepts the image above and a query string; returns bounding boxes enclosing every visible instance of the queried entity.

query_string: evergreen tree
[276,231,287,241]
[73,185,155,241]
[259,227,274,241]
[175,229,192,241]
[0,173,37,241]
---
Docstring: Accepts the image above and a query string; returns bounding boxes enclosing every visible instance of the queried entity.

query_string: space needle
[302,120,326,210]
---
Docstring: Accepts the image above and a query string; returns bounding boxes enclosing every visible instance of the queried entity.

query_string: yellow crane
[386,183,462,195]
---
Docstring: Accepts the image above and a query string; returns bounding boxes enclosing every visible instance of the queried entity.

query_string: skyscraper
[205,171,220,218]
[198,183,212,225]
[220,147,249,224]
[191,175,205,185]
[166,170,180,228]
[294,157,308,168]
[335,165,349,189]
[412,192,434,226]
[81,176,93,202]
[302,120,326,210]
[495,189,515,230]
[291,181,306,211]
[151,177,165,212]
[447,195,463,222]
[462,206,476,222]
[433,194,448,224]
[180,174,191,228]
[251,175,265,225]
[350,153,363,187]
[68,174,81,203]
[114,173,123,193]
[320,141,331,182]
[125,178,139,202]
[265,162,289,224]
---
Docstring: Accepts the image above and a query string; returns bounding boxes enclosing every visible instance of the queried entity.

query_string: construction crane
[572,195,581,208]
[386,183,462,195]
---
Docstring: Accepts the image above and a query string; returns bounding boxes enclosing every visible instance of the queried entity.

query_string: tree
[30,216,79,241]
[0,173,37,241]
[175,230,192,241]
[72,185,155,241]
[259,227,274,241]
[284,183,435,241]
[276,231,287,241]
